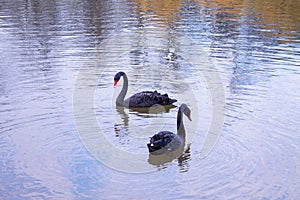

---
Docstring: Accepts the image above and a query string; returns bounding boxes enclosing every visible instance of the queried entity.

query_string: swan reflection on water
[114,104,176,127]
[128,104,177,114]
[148,143,191,171]
[113,105,176,138]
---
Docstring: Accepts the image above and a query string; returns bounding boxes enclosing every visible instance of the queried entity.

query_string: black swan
[114,71,177,108]
[147,104,192,154]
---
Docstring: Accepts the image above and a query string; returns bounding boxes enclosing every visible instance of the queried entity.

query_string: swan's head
[114,71,125,87]
[180,104,192,121]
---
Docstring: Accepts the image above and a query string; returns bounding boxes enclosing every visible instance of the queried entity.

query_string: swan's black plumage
[127,90,177,107]
[147,131,176,152]
[147,104,192,154]
[114,71,177,108]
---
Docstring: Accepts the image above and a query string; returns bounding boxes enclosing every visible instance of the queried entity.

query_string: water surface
[0,0,300,199]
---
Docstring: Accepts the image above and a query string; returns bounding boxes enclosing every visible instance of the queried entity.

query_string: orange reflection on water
[132,0,182,25]
[196,0,300,37]
[132,0,300,41]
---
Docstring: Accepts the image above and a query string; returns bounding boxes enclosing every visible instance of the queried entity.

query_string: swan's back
[127,90,177,108]
[147,131,182,154]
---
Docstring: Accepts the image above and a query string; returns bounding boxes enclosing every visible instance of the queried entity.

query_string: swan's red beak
[114,80,118,87]
[188,114,192,121]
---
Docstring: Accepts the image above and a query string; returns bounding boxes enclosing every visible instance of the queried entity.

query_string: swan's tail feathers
[157,93,177,105]
[169,98,177,104]
[161,97,177,105]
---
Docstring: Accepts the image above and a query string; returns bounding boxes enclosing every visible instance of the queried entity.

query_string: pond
[0,0,299,199]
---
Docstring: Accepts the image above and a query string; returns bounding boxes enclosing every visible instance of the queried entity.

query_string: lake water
[0,0,300,199]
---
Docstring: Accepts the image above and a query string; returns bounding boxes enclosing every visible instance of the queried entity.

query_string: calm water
[1,0,300,199]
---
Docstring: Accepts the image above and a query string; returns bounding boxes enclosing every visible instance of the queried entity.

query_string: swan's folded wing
[128,91,177,107]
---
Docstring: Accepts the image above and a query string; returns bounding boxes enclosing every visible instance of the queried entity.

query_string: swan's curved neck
[116,73,128,106]
[177,108,186,138]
